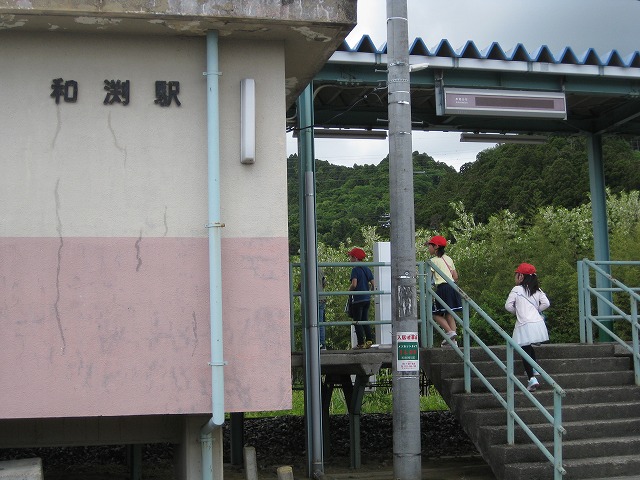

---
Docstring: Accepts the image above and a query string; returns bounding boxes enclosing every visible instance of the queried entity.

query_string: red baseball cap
[427,235,447,247]
[515,263,536,275]
[347,247,366,260]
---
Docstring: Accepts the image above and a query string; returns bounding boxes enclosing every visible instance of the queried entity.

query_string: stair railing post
[426,266,434,348]
[553,391,564,480]
[506,343,515,444]
[583,261,594,343]
[577,260,586,343]
[631,297,640,386]
[418,262,428,347]
[463,301,471,393]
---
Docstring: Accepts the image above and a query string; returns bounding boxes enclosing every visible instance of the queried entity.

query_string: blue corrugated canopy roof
[292,36,640,137]
[336,36,640,68]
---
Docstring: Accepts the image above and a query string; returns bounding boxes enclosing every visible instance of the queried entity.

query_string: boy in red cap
[505,263,550,392]
[347,247,375,349]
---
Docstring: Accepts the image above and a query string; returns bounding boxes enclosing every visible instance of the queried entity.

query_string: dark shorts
[432,283,462,314]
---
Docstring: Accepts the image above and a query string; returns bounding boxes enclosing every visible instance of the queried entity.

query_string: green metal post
[586,134,613,341]
[297,83,324,478]
[506,345,515,444]
[577,261,586,342]
[463,301,471,393]
[418,262,427,346]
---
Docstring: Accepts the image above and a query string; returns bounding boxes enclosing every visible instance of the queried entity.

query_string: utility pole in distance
[386,1,421,479]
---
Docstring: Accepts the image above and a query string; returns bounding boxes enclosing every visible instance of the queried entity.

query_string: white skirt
[513,320,549,346]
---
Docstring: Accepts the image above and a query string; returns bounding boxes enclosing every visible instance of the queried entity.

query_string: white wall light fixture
[240,78,255,164]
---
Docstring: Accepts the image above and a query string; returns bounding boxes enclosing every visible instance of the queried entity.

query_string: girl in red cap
[427,235,462,347]
[347,247,375,349]
[505,263,550,392]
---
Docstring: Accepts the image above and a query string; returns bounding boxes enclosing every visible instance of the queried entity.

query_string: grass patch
[244,380,448,418]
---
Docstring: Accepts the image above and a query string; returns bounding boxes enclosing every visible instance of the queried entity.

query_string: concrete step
[434,356,632,379]
[424,343,640,480]
[449,385,640,416]
[443,370,635,395]
[478,417,640,445]
[0,458,43,480]
[463,400,640,429]
[423,343,619,365]
[588,477,640,480]
[503,453,640,480]
[490,435,640,465]
[451,385,640,414]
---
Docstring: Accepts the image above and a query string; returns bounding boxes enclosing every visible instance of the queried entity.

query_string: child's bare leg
[445,313,457,335]
[434,314,454,335]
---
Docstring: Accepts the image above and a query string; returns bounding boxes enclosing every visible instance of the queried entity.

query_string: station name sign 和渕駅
[50,78,182,107]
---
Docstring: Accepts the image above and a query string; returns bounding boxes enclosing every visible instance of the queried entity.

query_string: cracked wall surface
[0,31,292,419]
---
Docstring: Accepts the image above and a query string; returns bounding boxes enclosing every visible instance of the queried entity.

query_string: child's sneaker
[440,336,458,348]
[527,377,539,392]
[533,369,540,376]
[440,331,457,347]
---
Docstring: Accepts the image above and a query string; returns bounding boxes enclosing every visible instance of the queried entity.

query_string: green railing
[289,261,390,350]
[577,259,640,385]
[423,260,566,480]
[291,259,566,479]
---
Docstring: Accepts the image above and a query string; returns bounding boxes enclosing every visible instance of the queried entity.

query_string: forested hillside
[287,136,640,348]
[287,136,640,253]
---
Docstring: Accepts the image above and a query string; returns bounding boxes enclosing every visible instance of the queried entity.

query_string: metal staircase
[423,343,640,480]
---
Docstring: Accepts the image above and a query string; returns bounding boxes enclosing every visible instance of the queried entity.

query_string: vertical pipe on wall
[201,30,225,480]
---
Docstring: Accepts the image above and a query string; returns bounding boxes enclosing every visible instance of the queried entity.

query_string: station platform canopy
[289,35,640,139]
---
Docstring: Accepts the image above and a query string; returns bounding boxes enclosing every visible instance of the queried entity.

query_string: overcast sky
[286,0,640,169]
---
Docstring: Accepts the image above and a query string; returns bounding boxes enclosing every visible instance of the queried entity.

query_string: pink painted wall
[0,236,291,419]
[0,33,293,421]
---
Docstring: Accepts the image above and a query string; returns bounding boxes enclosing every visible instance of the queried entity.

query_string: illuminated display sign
[442,88,566,119]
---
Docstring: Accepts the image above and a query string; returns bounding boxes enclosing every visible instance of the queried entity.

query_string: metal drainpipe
[200,30,225,480]
[298,85,324,478]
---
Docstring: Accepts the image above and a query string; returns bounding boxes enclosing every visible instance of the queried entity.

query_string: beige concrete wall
[218,39,288,239]
[0,31,291,419]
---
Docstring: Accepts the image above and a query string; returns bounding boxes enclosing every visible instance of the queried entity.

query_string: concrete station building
[0,1,357,478]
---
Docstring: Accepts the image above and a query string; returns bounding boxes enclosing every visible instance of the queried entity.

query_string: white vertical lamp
[240,78,255,164]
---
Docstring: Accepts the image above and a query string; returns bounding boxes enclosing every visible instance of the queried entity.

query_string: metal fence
[291,259,567,479]
[578,259,640,385]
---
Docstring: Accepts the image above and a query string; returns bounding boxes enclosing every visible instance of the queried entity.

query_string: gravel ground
[231,411,477,470]
[0,411,479,479]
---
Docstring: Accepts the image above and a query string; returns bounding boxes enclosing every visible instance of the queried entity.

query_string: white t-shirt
[505,285,550,325]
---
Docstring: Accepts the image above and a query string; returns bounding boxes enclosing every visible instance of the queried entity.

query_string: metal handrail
[424,260,566,480]
[290,259,567,478]
[577,259,640,385]
[290,261,392,349]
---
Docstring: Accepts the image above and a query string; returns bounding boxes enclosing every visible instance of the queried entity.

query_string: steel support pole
[586,133,613,341]
[297,84,324,478]
[387,1,421,479]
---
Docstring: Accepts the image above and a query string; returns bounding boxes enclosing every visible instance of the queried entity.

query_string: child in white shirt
[505,262,550,392]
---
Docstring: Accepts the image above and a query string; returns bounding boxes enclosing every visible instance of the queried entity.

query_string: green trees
[288,137,640,253]
[423,191,640,345]
[288,136,640,346]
